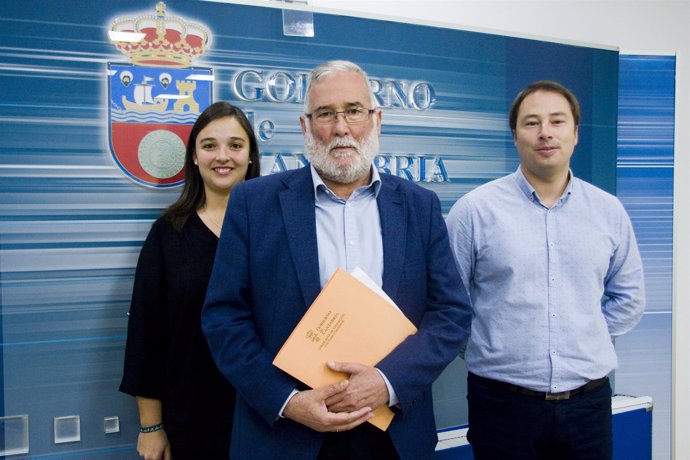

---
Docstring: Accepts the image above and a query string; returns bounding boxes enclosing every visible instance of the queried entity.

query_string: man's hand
[325,362,390,413]
[283,380,373,432]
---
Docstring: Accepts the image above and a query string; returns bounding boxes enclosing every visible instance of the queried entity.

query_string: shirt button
[349,240,355,246]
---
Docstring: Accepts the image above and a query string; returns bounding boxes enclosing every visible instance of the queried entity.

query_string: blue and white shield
[107,63,213,188]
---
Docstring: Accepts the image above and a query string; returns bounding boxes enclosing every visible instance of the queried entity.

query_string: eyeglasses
[305,107,375,125]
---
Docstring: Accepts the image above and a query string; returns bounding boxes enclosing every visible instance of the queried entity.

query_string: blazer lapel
[279,167,322,308]
[378,176,406,300]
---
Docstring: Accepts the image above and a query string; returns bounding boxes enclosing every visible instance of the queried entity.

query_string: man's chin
[332,155,359,168]
[317,164,369,185]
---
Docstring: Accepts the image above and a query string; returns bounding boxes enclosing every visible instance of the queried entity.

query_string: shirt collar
[310,164,382,202]
[514,166,574,206]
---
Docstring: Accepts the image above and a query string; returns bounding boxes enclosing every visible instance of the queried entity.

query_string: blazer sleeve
[377,191,472,411]
[201,183,297,426]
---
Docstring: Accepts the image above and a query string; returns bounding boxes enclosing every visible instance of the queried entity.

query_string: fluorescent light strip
[155,94,192,100]
[108,31,146,43]
[186,74,215,81]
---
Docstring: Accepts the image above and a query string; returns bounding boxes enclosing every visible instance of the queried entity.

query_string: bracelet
[139,423,164,433]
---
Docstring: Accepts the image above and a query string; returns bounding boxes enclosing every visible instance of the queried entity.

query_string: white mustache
[329,137,359,156]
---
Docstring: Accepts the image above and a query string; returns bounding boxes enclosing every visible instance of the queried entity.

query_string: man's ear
[299,115,308,136]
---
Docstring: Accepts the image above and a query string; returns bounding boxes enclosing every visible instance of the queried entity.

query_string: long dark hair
[163,101,260,231]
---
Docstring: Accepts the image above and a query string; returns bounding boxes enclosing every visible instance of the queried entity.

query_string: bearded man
[202,60,472,460]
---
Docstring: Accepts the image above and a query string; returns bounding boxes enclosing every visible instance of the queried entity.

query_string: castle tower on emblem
[174,81,199,113]
[107,2,213,188]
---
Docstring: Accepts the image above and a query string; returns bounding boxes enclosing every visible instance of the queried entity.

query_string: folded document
[273,268,417,430]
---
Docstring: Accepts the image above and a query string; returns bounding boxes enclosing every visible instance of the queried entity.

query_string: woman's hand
[137,429,171,460]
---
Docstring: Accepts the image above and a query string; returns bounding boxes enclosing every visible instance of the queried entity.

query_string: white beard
[304,126,379,184]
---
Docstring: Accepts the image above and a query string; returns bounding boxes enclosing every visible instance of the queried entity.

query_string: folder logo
[305,330,323,344]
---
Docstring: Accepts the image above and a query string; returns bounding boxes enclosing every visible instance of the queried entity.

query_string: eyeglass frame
[304,107,376,125]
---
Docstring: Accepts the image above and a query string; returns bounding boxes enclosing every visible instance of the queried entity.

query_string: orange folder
[273,268,418,430]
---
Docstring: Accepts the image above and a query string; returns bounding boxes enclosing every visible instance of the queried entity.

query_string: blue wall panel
[1,1,622,457]
[615,54,675,460]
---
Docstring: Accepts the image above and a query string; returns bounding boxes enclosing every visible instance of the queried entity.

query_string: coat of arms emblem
[107,2,212,187]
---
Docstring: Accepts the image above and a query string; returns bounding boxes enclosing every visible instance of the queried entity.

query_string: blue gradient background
[0,1,667,458]
[614,54,674,459]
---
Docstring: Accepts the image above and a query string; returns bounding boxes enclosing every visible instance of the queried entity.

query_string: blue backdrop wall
[614,54,675,460]
[0,0,634,458]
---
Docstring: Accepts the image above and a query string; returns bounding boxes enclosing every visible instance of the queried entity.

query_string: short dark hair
[509,80,580,132]
[164,101,260,231]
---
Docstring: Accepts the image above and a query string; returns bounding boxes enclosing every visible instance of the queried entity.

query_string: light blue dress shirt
[446,167,645,393]
[280,165,391,417]
[300,165,398,406]
[310,165,384,289]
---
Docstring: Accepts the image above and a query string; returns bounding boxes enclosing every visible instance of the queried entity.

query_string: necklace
[201,208,224,234]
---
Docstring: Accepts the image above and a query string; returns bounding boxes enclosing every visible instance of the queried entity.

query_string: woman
[120,102,260,460]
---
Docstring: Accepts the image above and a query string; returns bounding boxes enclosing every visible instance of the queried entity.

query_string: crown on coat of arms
[110,2,209,68]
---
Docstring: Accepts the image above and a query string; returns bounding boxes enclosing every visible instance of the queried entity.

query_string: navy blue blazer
[202,166,471,460]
